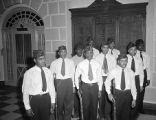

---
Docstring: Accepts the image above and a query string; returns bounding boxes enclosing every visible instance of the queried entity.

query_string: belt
[82,82,97,87]
[30,92,49,97]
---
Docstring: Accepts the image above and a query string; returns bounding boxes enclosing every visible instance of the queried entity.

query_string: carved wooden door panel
[118,14,145,53]
[72,17,95,49]
[95,16,116,50]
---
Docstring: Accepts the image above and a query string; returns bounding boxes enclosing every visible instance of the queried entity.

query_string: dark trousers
[115,89,132,120]
[138,69,147,113]
[81,82,98,120]
[131,75,140,119]
[56,78,73,120]
[74,92,80,116]
[99,76,111,119]
[30,93,51,120]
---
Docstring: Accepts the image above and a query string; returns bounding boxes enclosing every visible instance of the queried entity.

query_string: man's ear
[33,58,36,63]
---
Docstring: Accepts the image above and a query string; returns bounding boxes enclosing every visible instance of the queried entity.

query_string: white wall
[145,0,156,104]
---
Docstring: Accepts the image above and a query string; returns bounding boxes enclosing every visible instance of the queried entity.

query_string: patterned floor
[0,86,156,120]
[0,86,79,120]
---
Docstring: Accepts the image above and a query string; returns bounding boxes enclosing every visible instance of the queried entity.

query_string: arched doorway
[2,7,45,86]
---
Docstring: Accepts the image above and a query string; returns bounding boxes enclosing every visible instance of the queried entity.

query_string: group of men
[22,38,150,120]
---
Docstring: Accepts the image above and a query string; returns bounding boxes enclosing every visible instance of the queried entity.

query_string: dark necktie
[140,51,144,66]
[61,59,65,76]
[121,69,125,90]
[41,67,47,92]
[88,61,93,81]
[111,49,113,55]
[131,56,135,72]
[102,55,108,74]
[140,51,143,61]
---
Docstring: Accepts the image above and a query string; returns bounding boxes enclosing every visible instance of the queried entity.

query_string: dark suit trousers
[99,76,111,119]
[30,93,51,120]
[131,75,140,119]
[115,89,132,120]
[138,69,147,112]
[56,78,73,120]
[74,92,80,116]
[81,82,98,120]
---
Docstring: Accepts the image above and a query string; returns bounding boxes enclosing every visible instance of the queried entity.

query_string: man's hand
[108,93,115,102]
[98,91,102,98]
[146,80,150,86]
[26,109,34,117]
[131,100,136,108]
[50,103,55,114]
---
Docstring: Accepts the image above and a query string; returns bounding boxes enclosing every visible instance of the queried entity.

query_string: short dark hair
[135,39,144,47]
[86,36,94,43]
[74,43,83,51]
[117,54,128,61]
[58,45,66,52]
[101,41,109,47]
[107,38,115,45]
[127,42,136,51]
[84,45,93,54]
[33,50,44,59]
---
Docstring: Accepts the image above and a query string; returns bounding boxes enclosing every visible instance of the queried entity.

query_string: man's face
[101,45,109,55]
[59,49,67,59]
[85,50,93,60]
[137,44,144,51]
[88,40,94,47]
[118,58,128,68]
[76,49,83,57]
[109,42,115,49]
[128,47,137,56]
[35,56,46,67]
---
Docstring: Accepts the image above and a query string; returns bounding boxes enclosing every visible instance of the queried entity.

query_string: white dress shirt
[22,66,56,110]
[127,54,144,86]
[50,57,75,87]
[95,53,117,76]
[105,66,137,100]
[93,47,100,58]
[75,59,103,91]
[72,55,84,67]
[136,50,151,80]
[108,48,120,59]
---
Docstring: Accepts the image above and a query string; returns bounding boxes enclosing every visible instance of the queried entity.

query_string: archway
[2,7,45,86]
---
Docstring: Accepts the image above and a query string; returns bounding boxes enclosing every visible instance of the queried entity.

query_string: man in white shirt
[50,46,75,120]
[22,50,56,120]
[107,38,120,59]
[105,54,136,120]
[72,44,84,118]
[86,37,100,58]
[75,45,102,120]
[95,41,117,120]
[135,39,151,113]
[72,43,84,67]
[126,42,144,119]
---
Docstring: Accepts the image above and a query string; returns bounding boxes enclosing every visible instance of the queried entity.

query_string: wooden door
[72,17,95,49]
[118,14,145,53]
[95,16,116,50]
[15,33,32,81]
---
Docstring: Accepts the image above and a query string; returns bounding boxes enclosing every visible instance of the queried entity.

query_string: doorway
[2,8,45,86]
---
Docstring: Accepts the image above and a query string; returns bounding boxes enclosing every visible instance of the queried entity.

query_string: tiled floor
[0,86,79,120]
[0,86,156,120]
